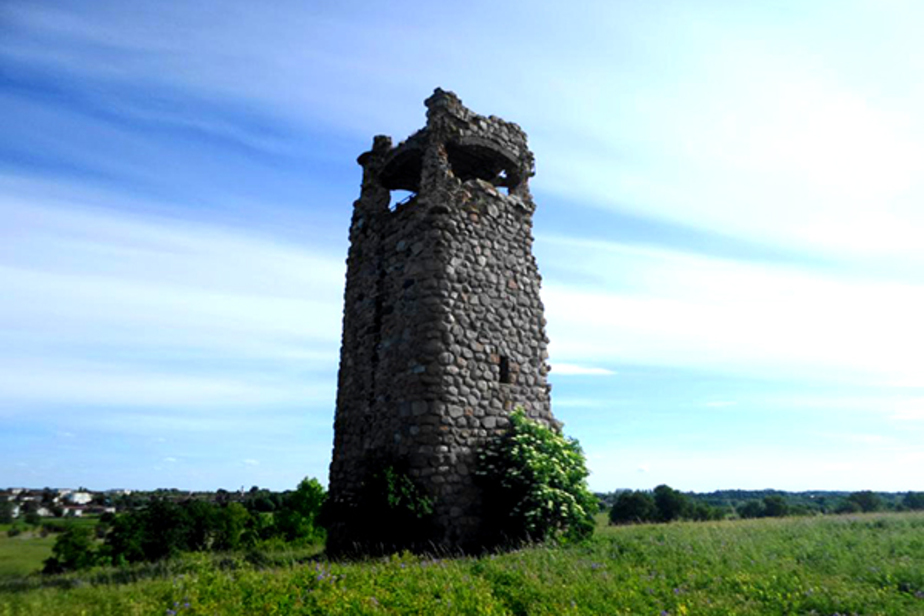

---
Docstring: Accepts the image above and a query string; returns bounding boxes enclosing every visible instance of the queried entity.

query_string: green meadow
[2,512,924,615]
[0,530,54,579]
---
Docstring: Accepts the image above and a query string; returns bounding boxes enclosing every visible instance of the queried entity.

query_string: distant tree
[251,496,276,513]
[904,492,924,511]
[847,491,882,513]
[43,525,96,573]
[91,493,110,507]
[274,478,327,544]
[737,500,764,519]
[762,495,790,518]
[24,511,41,526]
[835,499,862,514]
[242,511,275,545]
[653,485,690,522]
[609,491,657,525]
[41,488,56,506]
[689,501,723,521]
[0,500,13,524]
[139,499,193,560]
[102,512,145,565]
[183,499,218,551]
[213,502,251,551]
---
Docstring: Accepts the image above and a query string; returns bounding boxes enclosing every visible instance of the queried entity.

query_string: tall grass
[2,512,924,615]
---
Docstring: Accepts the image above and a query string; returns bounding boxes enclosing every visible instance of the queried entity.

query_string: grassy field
[0,518,100,578]
[2,512,924,614]
[0,531,55,578]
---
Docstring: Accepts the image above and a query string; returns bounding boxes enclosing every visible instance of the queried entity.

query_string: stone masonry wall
[328,89,555,552]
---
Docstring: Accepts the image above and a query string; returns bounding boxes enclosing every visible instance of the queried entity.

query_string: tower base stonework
[327,89,556,553]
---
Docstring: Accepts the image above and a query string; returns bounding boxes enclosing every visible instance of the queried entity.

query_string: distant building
[65,491,92,505]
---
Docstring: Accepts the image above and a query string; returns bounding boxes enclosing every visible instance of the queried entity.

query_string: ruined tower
[327,89,555,552]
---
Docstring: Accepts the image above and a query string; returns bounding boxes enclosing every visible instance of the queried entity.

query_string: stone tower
[327,89,555,552]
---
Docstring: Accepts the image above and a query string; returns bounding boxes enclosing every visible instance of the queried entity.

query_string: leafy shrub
[737,500,764,519]
[272,478,327,545]
[652,484,691,522]
[609,490,657,525]
[329,462,435,555]
[762,494,790,517]
[43,525,97,573]
[847,490,883,513]
[904,491,924,511]
[835,499,862,514]
[476,408,596,546]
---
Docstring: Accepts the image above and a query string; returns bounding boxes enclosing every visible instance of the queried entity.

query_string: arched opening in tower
[446,141,521,195]
[379,146,423,211]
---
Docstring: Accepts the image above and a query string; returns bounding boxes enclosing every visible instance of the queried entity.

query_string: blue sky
[3,0,924,493]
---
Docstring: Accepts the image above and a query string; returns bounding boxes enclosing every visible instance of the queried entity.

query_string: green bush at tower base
[475,408,596,546]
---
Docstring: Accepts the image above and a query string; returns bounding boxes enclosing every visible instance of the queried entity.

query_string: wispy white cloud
[552,363,615,376]
[542,235,924,387]
[0,183,343,414]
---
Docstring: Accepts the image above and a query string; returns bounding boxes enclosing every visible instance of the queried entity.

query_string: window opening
[389,189,416,211]
[499,356,511,384]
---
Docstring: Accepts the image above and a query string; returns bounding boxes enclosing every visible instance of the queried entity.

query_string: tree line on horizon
[40,478,326,574]
[605,487,924,525]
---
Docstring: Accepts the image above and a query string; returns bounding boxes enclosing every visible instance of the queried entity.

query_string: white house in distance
[64,491,92,505]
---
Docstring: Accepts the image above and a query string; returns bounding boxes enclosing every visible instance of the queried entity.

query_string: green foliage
[847,490,884,513]
[610,486,723,525]
[38,478,329,571]
[737,500,765,519]
[652,484,690,522]
[762,494,790,517]
[904,491,924,510]
[608,490,657,525]
[273,478,327,545]
[327,462,435,555]
[835,498,862,514]
[0,501,12,525]
[476,409,596,545]
[42,525,97,574]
